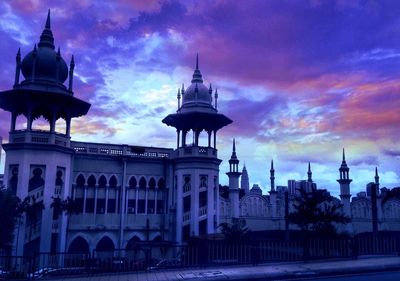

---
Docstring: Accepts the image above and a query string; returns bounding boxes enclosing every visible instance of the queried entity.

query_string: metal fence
[1,235,399,279]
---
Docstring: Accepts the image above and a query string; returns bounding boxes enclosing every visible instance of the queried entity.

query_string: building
[0,12,399,257]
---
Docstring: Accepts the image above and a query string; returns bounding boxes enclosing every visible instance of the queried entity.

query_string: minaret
[162,55,232,243]
[269,160,277,218]
[337,149,352,220]
[0,10,90,256]
[241,164,249,194]
[270,160,275,193]
[227,139,241,218]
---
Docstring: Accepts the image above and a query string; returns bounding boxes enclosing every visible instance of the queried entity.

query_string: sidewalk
[53,256,400,281]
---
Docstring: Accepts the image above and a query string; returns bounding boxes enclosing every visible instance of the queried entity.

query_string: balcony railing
[71,141,172,159]
[199,206,207,217]
[178,146,217,157]
[9,130,70,147]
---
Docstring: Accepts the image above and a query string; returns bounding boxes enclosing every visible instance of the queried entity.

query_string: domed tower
[0,11,90,255]
[162,55,232,242]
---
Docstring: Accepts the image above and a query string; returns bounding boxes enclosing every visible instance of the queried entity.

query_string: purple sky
[0,0,399,196]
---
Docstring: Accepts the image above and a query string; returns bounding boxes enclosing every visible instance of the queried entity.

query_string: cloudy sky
[0,0,399,196]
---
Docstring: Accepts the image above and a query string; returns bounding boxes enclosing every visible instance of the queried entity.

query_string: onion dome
[181,54,213,106]
[20,10,69,87]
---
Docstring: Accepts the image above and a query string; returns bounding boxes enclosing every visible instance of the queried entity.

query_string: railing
[9,130,70,147]
[183,212,191,223]
[199,206,207,216]
[1,236,399,279]
[178,146,217,157]
[71,142,172,159]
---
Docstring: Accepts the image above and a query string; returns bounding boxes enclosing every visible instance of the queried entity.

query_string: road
[276,271,400,281]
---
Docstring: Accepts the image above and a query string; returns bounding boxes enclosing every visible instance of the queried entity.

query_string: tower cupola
[0,10,90,144]
[20,10,70,92]
[162,54,232,150]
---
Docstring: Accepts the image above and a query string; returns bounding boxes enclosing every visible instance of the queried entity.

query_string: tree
[18,196,45,241]
[50,196,80,252]
[219,218,250,242]
[288,189,350,236]
[0,189,20,252]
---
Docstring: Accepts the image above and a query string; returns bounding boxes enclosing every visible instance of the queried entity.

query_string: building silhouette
[0,12,399,256]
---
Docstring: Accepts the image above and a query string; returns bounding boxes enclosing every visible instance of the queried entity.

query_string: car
[26,267,58,279]
[148,258,181,271]
[0,268,9,278]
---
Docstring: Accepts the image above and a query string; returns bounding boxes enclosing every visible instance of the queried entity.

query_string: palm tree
[288,188,350,236]
[50,196,80,252]
[19,196,45,241]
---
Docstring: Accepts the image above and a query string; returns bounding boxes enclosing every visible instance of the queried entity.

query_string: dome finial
[191,53,203,83]
[38,9,55,49]
[45,9,51,29]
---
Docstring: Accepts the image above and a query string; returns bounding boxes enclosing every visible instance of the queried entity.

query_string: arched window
[149,178,156,189]
[126,236,141,251]
[98,175,107,188]
[157,178,165,189]
[68,236,89,253]
[129,177,137,188]
[96,236,115,252]
[139,177,146,189]
[87,175,96,188]
[109,175,117,188]
[76,174,85,186]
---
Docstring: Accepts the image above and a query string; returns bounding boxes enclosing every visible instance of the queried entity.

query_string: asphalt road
[276,271,400,281]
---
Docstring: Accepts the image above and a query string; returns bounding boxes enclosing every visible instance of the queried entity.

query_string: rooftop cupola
[0,10,90,145]
[181,54,214,109]
[163,54,232,150]
[19,10,70,93]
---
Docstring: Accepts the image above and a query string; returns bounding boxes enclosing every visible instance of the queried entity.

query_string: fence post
[302,237,309,263]
[351,237,358,259]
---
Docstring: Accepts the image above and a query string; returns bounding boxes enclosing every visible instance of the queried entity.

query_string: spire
[375,167,379,183]
[270,159,275,192]
[191,54,203,83]
[14,48,21,86]
[342,148,346,162]
[181,83,185,95]
[45,9,51,29]
[209,83,212,94]
[16,48,21,61]
[230,138,237,159]
[68,55,75,91]
[177,88,181,109]
[307,162,312,182]
[38,9,55,49]
[214,88,218,110]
